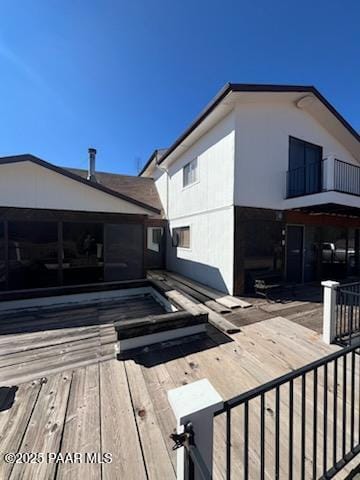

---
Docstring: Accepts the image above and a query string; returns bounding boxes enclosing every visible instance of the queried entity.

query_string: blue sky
[0,0,359,175]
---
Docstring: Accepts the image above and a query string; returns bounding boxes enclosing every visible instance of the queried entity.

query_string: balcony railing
[334,159,360,196]
[286,157,360,199]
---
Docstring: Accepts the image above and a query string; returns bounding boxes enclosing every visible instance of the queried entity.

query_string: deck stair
[150,270,252,309]
[148,270,244,334]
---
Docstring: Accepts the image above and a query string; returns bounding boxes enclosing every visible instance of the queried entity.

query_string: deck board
[56,364,101,480]
[0,381,42,479]
[138,350,179,470]
[100,360,147,480]
[9,371,72,480]
[0,315,359,478]
[125,359,176,480]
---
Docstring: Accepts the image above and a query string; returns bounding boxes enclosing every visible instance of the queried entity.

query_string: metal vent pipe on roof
[87,147,97,182]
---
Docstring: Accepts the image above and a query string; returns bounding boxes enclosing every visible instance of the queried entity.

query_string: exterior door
[286,225,304,283]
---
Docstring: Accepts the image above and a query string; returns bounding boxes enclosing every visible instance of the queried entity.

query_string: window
[172,227,190,248]
[183,158,198,187]
[147,227,163,252]
[288,137,323,197]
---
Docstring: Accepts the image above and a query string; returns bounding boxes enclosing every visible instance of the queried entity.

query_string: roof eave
[141,83,360,175]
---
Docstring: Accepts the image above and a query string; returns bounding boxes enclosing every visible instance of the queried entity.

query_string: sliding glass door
[288,137,323,197]
[62,222,104,285]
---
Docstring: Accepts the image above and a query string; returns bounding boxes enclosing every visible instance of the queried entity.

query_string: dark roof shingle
[66,168,163,213]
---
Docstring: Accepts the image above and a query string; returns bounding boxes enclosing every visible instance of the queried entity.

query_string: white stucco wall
[154,168,168,216]
[167,206,234,294]
[0,161,155,215]
[166,111,235,217]
[234,102,359,210]
[159,111,236,293]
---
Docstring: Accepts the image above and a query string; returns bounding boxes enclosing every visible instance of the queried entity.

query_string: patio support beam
[168,379,223,480]
[322,280,339,344]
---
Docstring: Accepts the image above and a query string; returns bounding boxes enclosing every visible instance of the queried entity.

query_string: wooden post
[322,280,340,344]
[168,379,223,480]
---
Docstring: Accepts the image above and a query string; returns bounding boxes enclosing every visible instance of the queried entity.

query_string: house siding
[234,102,359,210]
[0,161,154,215]
[154,168,168,216]
[151,93,360,295]
[155,111,236,293]
[168,206,234,293]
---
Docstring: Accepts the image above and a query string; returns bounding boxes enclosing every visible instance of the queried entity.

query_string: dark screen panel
[104,224,143,281]
[63,222,104,285]
[0,222,5,290]
[8,221,59,289]
[244,221,283,272]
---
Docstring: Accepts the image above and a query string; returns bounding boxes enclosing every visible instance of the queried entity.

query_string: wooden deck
[148,269,325,336]
[2,317,360,479]
[223,283,325,333]
[0,360,175,480]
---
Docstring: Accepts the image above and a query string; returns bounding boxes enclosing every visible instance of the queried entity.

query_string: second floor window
[288,136,323,197]
[183,158,198,187]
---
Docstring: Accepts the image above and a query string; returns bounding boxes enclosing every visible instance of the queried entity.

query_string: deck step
[155,270,252,309]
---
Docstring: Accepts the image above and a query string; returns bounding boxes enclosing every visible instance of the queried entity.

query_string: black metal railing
[334,159,360,196]
[336,282,360,344]
[185,342,360,479]
[286,161,323,198]
[286,158,360,199]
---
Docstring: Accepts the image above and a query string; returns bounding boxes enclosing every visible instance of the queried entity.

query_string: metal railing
[286,161,323,198]
[193,342,360,479]
[286,158,360,199]
[334,159,360,196]
[336,282,360,344]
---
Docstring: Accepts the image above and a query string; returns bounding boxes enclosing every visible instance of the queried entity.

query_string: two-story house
[140,84,360,295]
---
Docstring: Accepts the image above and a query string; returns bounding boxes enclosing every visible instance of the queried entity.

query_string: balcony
[286,157,360,199]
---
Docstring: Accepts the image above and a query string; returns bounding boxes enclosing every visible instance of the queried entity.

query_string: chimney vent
[87,148,97,182]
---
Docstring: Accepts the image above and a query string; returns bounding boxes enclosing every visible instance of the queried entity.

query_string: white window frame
[183,158,198,188]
